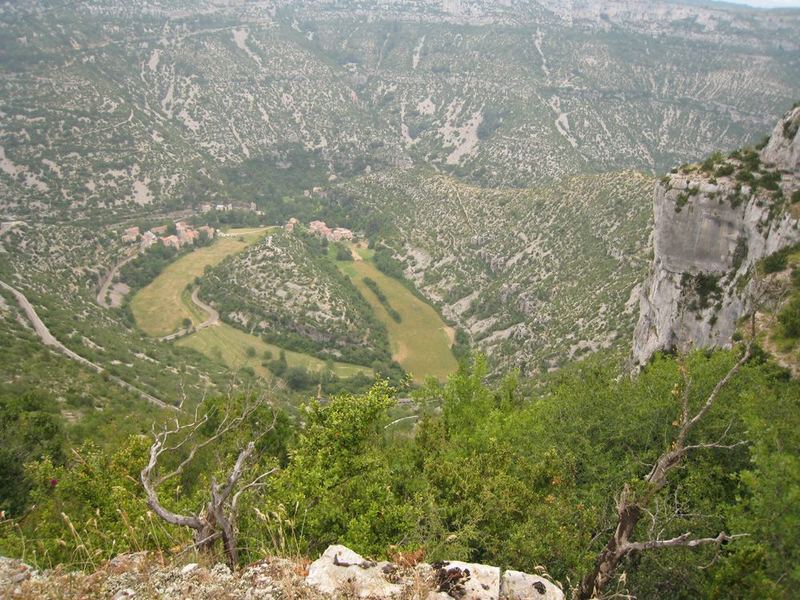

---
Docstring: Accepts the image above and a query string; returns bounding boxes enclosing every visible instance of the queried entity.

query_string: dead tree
[141,396,277,569]
[574,339,754,600]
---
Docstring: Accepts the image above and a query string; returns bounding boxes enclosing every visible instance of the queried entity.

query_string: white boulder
[306,544,403,598]
[430,560,500,600]
[501,569,564,600]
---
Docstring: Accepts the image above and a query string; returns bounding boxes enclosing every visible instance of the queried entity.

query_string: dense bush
[715,163,735,177]
[778,296,800,338]
[3,353,799,599]
[0,392,65,516]
[373,246,405,279]
[119,244,178,290]
[333,242,353,261]
[760,243,799,274]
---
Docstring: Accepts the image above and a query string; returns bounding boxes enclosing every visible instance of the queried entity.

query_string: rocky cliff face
[632,105,800,366]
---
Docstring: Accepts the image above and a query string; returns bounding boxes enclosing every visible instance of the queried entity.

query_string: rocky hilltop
[1,544,563,600]
[632,105,800,365]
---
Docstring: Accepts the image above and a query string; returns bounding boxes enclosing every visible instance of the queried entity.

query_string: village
[285,217,354,242]
[121,221,216,250]
[120,216,355,248]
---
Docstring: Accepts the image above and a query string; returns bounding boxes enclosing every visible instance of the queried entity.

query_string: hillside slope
[199,229,392,366]
[1,0,798,219]
[340,170,654,373]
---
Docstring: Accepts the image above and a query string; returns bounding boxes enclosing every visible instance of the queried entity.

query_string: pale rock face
[760,106,800,172]
[306,544,403,598]
[501,569,564,600]
[632,106,800,365]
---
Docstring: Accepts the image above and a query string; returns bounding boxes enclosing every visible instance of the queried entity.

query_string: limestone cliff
[632,105,800,365]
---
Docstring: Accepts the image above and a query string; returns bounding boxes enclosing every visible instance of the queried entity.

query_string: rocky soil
[1,545,563,600]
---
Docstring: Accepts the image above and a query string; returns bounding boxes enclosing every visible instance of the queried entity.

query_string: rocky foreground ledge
[0,544,563,600]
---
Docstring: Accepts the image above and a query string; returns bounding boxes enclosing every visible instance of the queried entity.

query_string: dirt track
[97,251,139,307]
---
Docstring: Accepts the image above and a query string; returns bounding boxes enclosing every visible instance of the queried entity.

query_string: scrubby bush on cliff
[778,296,800,338]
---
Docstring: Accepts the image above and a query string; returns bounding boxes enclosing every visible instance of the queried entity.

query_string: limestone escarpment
[632,105,800,366]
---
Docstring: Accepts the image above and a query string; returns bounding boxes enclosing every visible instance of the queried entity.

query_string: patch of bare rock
[0,545,562,600]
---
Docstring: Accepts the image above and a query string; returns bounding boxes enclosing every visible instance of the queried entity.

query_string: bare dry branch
[625,532,748,554]
[575,338,754,600]
[140,393,278,569]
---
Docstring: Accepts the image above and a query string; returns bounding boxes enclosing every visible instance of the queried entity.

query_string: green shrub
[778,295,800,338]
[760,244,800,274]
[732,235,748,271]
[715,163,734,177]
[363,277,402,323]
[334,243,353,261]
[700,151,724,173]
[675,192,689,212]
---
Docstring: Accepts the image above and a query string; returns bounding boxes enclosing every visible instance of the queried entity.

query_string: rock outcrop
[304,545,563,600]
[632,104,800,365]
[0,545,564,600]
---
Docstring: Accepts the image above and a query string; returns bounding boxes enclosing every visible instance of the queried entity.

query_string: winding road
[0,279,177,411]
[159,287,220,342]
[97,250,139,308]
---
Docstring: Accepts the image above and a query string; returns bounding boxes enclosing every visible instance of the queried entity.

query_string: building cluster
[307,220,354,242]
[121,222,216,250]
[200,201,264,215]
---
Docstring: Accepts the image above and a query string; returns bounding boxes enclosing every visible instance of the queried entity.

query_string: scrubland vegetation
[2,350,798,598]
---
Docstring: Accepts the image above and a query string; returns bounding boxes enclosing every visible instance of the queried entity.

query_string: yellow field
[131,228,269,337]
[176,323,372,379]
[336,246,457,382]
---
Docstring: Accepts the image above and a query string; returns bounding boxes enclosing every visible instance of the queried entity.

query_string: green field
[131,228,269,337]
[176,323,373,379]
[336,245,457,382]
[133,227,371,382]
